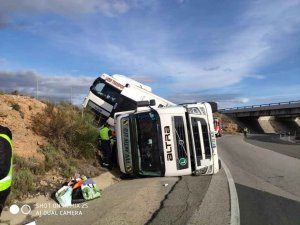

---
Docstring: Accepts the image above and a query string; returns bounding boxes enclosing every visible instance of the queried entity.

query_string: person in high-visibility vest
[0,126,13,215]
[243,127,249,137]
[99,123,113,168]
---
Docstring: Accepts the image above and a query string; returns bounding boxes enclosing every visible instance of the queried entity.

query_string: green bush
[63,166,77,178]
[11,90,20,95]
[11,102,21,111]
[39,144,81,178]
[7,101,101,204]
[14,155,45,175]
[39,145,69,172]
[71,112,99,158]
[13,169,36,193]
[32,103,99,159]
[6,156,44,204]
[6,189,23,205]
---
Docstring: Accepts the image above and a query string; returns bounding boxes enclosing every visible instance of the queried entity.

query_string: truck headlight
[187,107,201,114]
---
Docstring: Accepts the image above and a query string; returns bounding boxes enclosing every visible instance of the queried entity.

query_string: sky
[0,0,299,108]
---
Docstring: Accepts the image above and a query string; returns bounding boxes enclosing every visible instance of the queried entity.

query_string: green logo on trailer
[179,158,187,166]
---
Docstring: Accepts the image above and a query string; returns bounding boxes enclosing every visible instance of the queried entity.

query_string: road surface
[218,134,300,225]
[31,172,230,225]
[10,134,292,225]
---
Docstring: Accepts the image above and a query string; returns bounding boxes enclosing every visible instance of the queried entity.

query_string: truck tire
[193,170,201,176]
[218,159,222,170]
[120,172,134,179]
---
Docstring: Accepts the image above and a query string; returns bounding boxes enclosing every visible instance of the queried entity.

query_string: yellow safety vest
[99,127,110,140]
[0,134,13,192]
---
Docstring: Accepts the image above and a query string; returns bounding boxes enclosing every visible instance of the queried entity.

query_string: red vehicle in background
[214,118,223,137]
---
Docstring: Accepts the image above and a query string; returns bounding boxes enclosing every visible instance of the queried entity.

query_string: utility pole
[70,86,72,104]
[36,78,39,100]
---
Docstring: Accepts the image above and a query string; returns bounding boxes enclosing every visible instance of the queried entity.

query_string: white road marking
[221,158,240,225]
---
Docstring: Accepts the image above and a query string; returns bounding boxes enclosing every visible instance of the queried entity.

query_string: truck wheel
[193,170,201,176]
[218,159,222,170]
[120,173,134,180]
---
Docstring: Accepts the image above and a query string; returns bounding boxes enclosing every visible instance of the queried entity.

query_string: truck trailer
[82,73,174,126]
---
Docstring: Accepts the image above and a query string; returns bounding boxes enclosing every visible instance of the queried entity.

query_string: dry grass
[7,101,100,204]
[32,102,99,159]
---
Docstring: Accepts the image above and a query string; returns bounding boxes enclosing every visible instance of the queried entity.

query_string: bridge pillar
[258,116,276,133]
[256,116,300,134]
[295,117,300,127]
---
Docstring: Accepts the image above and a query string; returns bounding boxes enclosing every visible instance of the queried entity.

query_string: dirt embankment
[1,94,107,201]
[214,112,241,134]
[0,94,47,160]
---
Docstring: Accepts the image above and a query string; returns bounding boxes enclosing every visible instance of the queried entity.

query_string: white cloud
[239,98,250,103]
[0,70,95,104]
[64,0,299,93]
[0,0,132,19]
[246,74,265,80]
[216,98,251,109]
[177,0,186,4]
[218,88,300,109]
[1,0,299,106]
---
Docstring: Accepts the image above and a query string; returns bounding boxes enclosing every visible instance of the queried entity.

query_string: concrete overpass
[219,100,300,135]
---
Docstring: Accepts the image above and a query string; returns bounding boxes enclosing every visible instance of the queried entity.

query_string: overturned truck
[114,101,221,177]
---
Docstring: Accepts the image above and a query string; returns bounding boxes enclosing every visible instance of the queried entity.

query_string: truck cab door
[189,116,214,175]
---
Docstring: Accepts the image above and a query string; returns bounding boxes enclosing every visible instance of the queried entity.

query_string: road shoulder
[188,168,231,225]
[0,170,119,225]
[244,135,300,159]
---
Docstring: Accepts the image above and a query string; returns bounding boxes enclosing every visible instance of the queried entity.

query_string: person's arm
[0,139,12,179]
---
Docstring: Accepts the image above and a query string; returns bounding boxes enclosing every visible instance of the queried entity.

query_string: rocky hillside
[0,93,103,202]
[0,94,47,159]
[214,112,241,134]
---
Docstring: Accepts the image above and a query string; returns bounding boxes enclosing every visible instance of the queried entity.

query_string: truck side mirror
[136,99,156,108]
[149,99,156,106]
[208,102,218,113]
[136,101,150,107]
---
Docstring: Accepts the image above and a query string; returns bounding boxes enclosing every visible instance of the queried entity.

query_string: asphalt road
[147,171,230,225]
[35,177,179,225]
[245,134,300,159]
[146,175,211,225]
[33,173,224,225]
[218,134,300,225]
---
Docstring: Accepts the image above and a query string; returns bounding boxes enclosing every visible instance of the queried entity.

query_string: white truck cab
[115,101,220,177]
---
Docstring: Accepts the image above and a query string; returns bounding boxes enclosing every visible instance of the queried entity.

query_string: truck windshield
[133,111,164,176]
[90,78,121,105]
